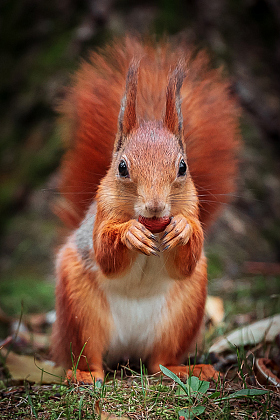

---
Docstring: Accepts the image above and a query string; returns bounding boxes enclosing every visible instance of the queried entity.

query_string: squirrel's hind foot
[66,368,104,385]
[155,364,220,382]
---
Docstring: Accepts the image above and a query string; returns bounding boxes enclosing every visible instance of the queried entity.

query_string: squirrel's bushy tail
[56,36,240,229]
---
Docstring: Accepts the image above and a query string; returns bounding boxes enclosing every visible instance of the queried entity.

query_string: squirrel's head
[104,61,198,220]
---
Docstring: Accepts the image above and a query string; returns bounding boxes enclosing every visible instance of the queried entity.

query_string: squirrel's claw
[161,214,191,251]
[122,220,160,256]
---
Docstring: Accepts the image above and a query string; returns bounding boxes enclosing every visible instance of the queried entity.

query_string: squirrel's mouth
[138,215,171,233]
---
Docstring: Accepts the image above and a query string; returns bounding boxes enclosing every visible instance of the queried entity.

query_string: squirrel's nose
[145,200,166,216]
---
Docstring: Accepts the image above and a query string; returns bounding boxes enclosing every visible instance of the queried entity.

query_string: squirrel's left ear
[164,63,186,144]
[115,60,139,152]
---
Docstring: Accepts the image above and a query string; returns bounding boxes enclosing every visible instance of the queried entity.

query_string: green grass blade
[159,365,189,395]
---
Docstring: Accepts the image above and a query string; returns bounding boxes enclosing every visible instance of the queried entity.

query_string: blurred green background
[0,0,279,328]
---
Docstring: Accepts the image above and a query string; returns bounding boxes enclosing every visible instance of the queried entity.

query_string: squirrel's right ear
[115,60,139,152]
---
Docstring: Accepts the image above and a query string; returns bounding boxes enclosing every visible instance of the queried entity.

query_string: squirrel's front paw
[121,220,160,256]
[161,215,191,251]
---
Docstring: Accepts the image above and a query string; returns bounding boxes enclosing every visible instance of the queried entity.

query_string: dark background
[0,0,279,323]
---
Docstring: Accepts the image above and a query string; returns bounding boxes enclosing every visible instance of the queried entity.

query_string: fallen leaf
[206,296,224,326]
[1,349,65,384]
[255,358,280,388]
[209,314,280,353]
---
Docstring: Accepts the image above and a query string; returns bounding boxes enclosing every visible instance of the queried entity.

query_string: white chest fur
[99,253,174,365]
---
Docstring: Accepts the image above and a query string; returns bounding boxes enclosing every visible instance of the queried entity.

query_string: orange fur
[52,36,240,383]
[56,37,240,229]
[52,241,111,377]
[164,216,204,279]
[93,216,138,277]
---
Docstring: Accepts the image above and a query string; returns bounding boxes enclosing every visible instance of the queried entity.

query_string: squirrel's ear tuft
[164,62,186,142]
[115,60,140,152]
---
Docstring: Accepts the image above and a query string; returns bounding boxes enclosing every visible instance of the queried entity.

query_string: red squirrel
[51,37,240,383]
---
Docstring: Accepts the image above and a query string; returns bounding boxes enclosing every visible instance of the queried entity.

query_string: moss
[206,248,224,280]
[0,274,55,317]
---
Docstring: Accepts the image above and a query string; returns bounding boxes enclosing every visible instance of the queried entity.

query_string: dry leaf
[209,314,280,353]
[1,349,65,384]
[206,296,224,326]
[255,358,280,388]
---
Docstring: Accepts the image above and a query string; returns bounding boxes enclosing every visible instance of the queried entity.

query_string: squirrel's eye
[118,159,129,177]
[178,159,187,176]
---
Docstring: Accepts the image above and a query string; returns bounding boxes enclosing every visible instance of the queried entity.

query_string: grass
[0,360,279,420]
